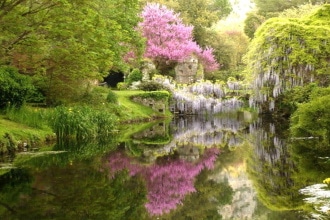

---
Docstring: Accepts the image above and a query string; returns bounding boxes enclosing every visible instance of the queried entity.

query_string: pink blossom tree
[138,3,219,74]
[105,147,220,216]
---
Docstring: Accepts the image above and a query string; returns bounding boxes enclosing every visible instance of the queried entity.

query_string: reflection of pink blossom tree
[105,148,220,216]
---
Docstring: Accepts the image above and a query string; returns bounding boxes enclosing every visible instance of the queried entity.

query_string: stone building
[175,55,201,84]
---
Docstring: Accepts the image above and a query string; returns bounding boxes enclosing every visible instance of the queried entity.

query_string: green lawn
[114,90,171,122]
[0,115,53,148]
[0,90,172,152]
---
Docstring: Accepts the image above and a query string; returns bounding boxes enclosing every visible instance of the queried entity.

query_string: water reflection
[1,112,330,219]
[105,148,219,216]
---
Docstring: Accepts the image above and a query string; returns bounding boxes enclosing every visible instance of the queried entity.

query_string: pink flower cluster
[139,3,219,72]
[105,147,220,216]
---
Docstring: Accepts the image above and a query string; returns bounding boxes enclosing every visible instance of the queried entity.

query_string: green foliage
[130,91,170,101]
[117,82,128,90]
[277,83,318,116]
[140,0,232,44]
[138,81,166,91]
[246,4,330,108]
[79,87,107,106]
[254,0,320,15]
[279,4,323,18]
[202,29,249,72]
[0,0,144,105]
[244,12,265,39]
[290,93,330,143]
[127,68,143,85]
[0,66,36,109]
[4,105,49,129]
[106,90,118,104]
[244,3,322,40]
[49,106,118,146]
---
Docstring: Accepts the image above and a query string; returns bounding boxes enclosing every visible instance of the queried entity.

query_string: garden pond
[0,112,329,219]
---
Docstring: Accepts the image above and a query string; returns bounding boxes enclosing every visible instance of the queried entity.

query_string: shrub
[79,89,106,106]
[0,66,36,109]
[106,90,118,104]
[49,106,117,146]
[138,81,165,91]
[131,91,170,101]
[117,82,128,90]
[127,68,142,85]
[290,94,330,143]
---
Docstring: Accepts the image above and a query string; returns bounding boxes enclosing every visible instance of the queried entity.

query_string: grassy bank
[114,90,172,122]
[0,89,172,155]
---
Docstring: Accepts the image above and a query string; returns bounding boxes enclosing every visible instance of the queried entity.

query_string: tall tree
[245,4,330,112]
[139,3,219,74]
[254,0,325,16]
[0,0,144,104]
[139,0,232,44]
[177,0,232,44]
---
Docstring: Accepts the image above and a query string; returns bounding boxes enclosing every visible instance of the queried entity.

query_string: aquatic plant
[49,106,117,145]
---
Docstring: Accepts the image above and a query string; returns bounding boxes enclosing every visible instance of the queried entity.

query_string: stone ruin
[140,55,202,84]
[175,55,200,84]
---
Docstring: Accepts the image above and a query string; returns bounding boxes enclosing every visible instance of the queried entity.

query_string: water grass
[49,105,117,146]
[3,105,50,129]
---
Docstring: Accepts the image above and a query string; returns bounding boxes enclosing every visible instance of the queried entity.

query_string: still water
[1,112,329,220]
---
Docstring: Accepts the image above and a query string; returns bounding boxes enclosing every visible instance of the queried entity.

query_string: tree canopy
[139,0,232,44]
[245,4,330,111]
[0,0,144,104]
[138,3,219,74]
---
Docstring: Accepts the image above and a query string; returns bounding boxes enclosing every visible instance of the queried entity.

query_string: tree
[244,12,265,39]
[139,0,232,44]
[245,4,330,112]
[244,1,326,39]
[139,3,219,74]
[0,0,144,105]
[254,0,324,16]
[176,0,232,44]
[0,66,36,108]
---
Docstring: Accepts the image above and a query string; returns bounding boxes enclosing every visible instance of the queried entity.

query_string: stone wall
[131,97,167,114]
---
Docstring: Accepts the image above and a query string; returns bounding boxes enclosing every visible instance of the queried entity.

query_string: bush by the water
[291,88,330,144]
[49,106,117,145]
[0,66,37,109]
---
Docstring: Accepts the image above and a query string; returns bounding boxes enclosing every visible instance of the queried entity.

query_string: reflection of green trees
[0,162,147,220]
[13,139,118,169]
[0,169,32,217]
[290,139,330,183]
[247,120,305,212]
[161,169,233,220]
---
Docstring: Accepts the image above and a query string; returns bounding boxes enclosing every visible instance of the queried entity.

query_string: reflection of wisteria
[170,115,246,148]
[247,118,298,209]
[153,75,244,114]
[248,118,290,164]
[105,148,220,216]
